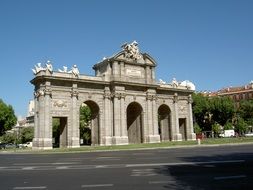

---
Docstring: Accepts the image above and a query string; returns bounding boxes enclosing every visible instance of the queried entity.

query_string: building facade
[206,81,253,106]
[31,42,196,149]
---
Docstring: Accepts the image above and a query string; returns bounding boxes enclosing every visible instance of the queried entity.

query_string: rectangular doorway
[52,117,68,148]
[179,118,187,140]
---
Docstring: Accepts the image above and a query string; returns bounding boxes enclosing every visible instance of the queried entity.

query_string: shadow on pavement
[154,152,253,190]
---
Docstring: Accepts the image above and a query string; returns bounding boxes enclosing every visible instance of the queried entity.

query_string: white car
[23,142,33,148]
[245,133,253,137]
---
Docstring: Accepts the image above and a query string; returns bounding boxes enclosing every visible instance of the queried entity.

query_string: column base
[101,136,113,145]
[112,136,129,145]
[172,134,182,141]
[187,133,196,141]
[32,138,53,150]
[145,135,161,143]
[67,137,80,148]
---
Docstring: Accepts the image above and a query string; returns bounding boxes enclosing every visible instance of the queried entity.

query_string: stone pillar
[172,93,182,141]
[70,85,80,148]
[187,95,196,140]
[33,96,39,148]
[43,87,53,148]
[145,94,160,143]
[120,93,128,139]
[112,92,128,145]
[32,84,53,150]
[147,95,153,135]
[102,88,113,145]
[152,97,160,143]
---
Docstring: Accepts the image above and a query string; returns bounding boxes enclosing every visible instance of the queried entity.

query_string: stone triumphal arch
[31,41,196,149]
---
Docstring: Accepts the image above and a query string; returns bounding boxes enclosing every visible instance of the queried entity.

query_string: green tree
[80,105,91,145]
[0,99,17,135]
[20,127,34,143]
[0,133,16,144]
[212,123,221,137]
[238,100,253,126]
[224,122,234,130]
[193,123,202,134]
[209,96,235,126]
[234,117,248,135]
[192,93,212,131]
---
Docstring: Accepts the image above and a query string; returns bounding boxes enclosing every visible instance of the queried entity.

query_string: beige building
[31,42,196,150]
[205,81,253,107]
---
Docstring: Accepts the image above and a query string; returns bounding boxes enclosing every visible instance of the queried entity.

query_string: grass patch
[1,137,253,154]
[201,136,253,145]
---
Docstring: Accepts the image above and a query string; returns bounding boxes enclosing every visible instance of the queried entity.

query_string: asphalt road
[0,144,253,190]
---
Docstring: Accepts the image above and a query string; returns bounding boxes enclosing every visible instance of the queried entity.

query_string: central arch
[158,104,171,141]
[80,100,100,146]
[127,102,143,144]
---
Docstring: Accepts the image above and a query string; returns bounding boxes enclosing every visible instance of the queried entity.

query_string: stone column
[112,93,120,144]
[102,88,113,145]
[120,93,128,140]
[70,86,80,148]
[147,95,153,134]
[33,84,53,150]
[172,93,182,141]
[152,96,160,143]
[33,96,39,148]
[145,94,160,143]
[43,86,53,148]
[112,92,128,145]
[187,95,196,140]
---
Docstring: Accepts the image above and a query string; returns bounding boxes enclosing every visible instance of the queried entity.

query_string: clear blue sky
[0,0,253,117]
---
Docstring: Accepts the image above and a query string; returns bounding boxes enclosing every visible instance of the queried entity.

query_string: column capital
[71,88,79,98]
[34,87,52,98]
[103,92,112,100]
[173,93,178,103]
[112,92,125,99]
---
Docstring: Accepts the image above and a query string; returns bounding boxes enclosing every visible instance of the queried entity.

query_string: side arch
[126,102,144,144]
[80,100,100,146]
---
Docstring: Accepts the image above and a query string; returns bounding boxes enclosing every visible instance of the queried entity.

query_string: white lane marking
[1,160,245,171]
[13,186,47,189]
[52,162,80,165]
[131,169,156,177]
[56,166,69,169]
[149,181,169,184]
[81,184,113,188]
[214,175,247,180]
[95,165,108,168]
[22,167,35,170]
[126,160,245,167]
[14,162,80,166]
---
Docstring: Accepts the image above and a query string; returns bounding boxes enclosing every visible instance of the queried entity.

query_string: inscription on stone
[126,69,142,77]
